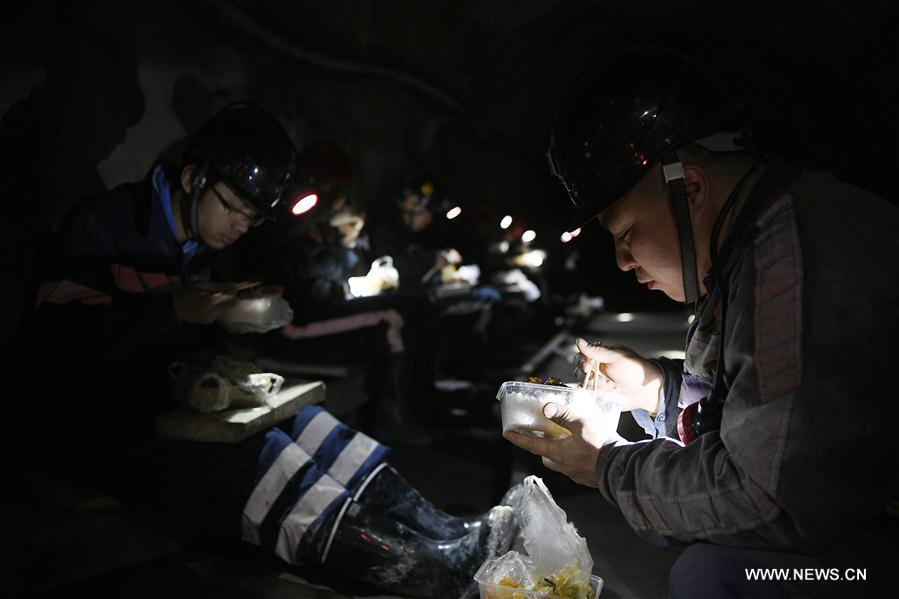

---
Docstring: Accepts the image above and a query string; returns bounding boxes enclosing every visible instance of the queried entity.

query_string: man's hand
[172,282,238,324]
[503,401,627,488]
[441,248,462,265]
[331,211,365,248]
[336,218,364,247]
[433,247,462,270]
[576,337,663,413]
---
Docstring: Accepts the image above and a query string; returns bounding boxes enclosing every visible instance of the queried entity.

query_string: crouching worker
[15,102,515,598]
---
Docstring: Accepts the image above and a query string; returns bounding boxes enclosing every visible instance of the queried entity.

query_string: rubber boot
[356,464,484,539]
[321,501,517,599]
[371,354,432,446]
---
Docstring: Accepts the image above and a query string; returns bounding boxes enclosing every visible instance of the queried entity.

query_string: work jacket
[596,159,899,553]
[22,164,221,457]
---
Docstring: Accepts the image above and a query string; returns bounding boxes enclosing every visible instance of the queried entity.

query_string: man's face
[598,164,686,302]
[196,182,260,250]
[400,194,433,232]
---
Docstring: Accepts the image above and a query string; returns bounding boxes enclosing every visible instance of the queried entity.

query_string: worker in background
[504,46,898,599]
[17,103,516,598]
[366,176,505,386]
[367,176,463,293]
[229,141,437,445]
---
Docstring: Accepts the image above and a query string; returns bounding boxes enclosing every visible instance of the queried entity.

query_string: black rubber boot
[371,354,432,446]
[320,501,517,599]
[356,465,485,540]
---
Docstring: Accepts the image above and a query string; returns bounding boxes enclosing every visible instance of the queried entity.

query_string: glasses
[210,186,265,227]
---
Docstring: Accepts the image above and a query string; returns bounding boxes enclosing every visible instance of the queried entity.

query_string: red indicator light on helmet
[291,193,318,216]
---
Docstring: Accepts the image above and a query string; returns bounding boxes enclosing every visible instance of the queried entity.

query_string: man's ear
[181,164,197,194]
[683,165,711,214]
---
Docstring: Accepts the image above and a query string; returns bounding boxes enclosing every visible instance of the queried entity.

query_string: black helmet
[547,45,745,223]
[548,46,748,304]
[183,102,297,233]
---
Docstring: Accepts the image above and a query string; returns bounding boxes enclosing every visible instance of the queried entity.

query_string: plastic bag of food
[168,356,284,413]
[475,476,599,599]
[168,362,231,413]
[210,355,284,407]
[347,256,401,298]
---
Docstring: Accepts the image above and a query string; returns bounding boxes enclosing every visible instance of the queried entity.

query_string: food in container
[476,573,603,599]
[168,356,284,413]
[218,285,283,323]
[496,381,622,439]
[217,285,293,333]
[474,476,603,599]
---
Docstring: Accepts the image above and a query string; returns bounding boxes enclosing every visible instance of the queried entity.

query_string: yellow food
[482,568,592,599]
[533,567,593,599]
[525,376,566,387]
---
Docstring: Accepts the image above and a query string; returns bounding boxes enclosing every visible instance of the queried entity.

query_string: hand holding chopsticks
[574,337,666,413]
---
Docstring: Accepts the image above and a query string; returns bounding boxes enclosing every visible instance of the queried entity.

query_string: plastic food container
[217,287,294,333]
[475,573,603,599]
[496,381,623,439]
[218,291,280,324]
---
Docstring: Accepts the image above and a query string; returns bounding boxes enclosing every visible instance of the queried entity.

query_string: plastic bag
[347,256,401,298]
[168,363,230,413]
[168,355,284,413]
[475,476,595,599]
[210,355,284,406]
[494,269,541,302]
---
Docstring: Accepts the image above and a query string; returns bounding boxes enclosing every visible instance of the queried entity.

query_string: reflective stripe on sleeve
[281,309,405,353]
[36,280,112,306]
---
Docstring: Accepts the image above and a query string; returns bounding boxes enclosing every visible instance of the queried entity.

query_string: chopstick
[233,281,262,292]
[580,359,598,389]
[420,265,441,284]
[206,281,262,302]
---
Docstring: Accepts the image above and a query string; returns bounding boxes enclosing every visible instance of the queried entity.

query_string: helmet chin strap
[181,161,209,243]
[661,150,700,306]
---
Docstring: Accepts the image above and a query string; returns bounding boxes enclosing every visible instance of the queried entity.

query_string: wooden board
[156,380,326,444]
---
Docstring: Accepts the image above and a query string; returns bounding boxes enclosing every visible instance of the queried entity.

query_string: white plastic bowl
[218,295,277,324]
[496,381,622,439]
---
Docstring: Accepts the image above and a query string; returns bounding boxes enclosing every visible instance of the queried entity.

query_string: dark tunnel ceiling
[211,0,898,143]
[193,0,899,207]
[1,0,898,313]
[4,0,899,211]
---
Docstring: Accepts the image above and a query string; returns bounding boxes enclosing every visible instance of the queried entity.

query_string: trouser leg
[288,405,390,490]
[369,353,432,446]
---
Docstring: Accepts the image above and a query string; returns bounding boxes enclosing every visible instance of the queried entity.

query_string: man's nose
[614,242,637,272]
[234,219,250,235]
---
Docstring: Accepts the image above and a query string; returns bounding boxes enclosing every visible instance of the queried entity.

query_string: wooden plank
[255,356,354,379]
[156,380,326,444]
